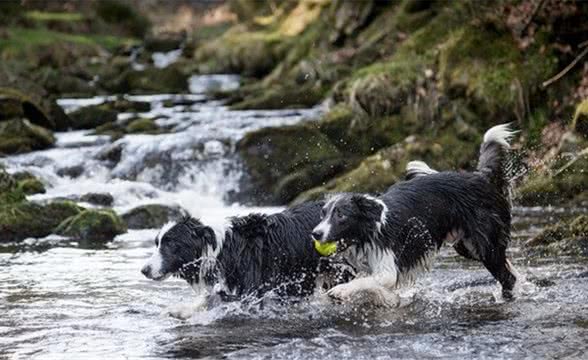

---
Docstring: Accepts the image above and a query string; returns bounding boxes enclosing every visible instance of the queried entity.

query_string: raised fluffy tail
[405,160,438,180]
[477,123,517,190]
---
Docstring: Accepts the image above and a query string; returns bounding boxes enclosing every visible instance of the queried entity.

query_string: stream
[1,75,587,359]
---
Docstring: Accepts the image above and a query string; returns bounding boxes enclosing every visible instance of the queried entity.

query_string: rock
[237,124,343,203]
[104,99,151,113]
[79,193,114,207]
[0,68,72,130]
[525,215,588,257]
[572,99,588,138]
[17,178,46,195]
[55,209,126,241]
[0,201,83,242]
[103,66,188,94]
[121,204,188,229]
[230,83,326,110]
[144,33,185,52]
[68,105,118,130]
[56,165,85,179]
[125,118,158,134]
[0,118,55,155]
[0,168,25,204]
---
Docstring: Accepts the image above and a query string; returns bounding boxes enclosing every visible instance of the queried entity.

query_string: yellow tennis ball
[313,239,337,257]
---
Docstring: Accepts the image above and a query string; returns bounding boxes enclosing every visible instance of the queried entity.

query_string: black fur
[144,201,349,300]
[315,126,518,298]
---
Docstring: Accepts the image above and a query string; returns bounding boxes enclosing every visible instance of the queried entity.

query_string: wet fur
[313,124,519,306]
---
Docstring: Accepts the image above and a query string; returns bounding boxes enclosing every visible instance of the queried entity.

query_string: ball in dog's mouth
[313,239,337,257]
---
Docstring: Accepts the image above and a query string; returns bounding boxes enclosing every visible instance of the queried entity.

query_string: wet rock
[237,124,342,203]
[0,118,55,155]
[55,209,127,242]
[12,172,46,195]
[125,118,158,134]
[56,165,85,179]
[104,99,151,113]
[68,105,118,130]
[0,68,71,130]
[79,193,114,207]
[144,32,185,52]
[121,204,188,229]
[0,167,25,204]
[0,201,83,242]
[103,66,187,94]
[525,215,588,257]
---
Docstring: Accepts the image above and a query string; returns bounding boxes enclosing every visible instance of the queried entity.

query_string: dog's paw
[165,304,196,320]
[326,283,355,303]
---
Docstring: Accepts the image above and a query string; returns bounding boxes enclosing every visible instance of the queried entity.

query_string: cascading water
[1,75,587,359]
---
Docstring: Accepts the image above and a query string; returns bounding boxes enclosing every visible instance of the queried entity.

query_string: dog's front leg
[165,294,208,320]
[327,276,400,308]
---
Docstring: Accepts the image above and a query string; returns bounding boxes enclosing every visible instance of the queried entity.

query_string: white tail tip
[483,123,517,148]
[406,160,438,177]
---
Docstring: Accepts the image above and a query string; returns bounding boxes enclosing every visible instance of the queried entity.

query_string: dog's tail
[477,123,517,191]
[405,160,438,180]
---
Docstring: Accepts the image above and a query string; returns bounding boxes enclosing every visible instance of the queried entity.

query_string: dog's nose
[311,231,323,241]
[141,265,151,278]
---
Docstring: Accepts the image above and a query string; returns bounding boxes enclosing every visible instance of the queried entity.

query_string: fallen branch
[553,147,588,177]
[542,46,588,88]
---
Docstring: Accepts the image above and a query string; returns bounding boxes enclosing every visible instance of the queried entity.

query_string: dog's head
[141,217,218,282]
[311,194,388,248]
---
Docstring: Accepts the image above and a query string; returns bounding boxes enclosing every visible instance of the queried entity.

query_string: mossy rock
[104,66,188,94]
[293,128,478,204]
[237,124,343,203]
[0,200,83,242]
[69,105,118,130]
[55,209,127,242]
[525,215,588,257]
[104,99,151,113]
[17,177,46,195]
[0,168,25,204]
[230,83,326,110]
[79,193,114,207]
[0,118,55,155]
[121,204,188,229]
[33,67,95,98]
[126,118,158,134]
[0,88,55,129]
[572,99,588,138]
[516,132,588,206]
[144,33,184,52]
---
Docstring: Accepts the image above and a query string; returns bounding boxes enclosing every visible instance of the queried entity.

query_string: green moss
[121,204,187,229]
[237,123,343,203]
[16,178,45,195]
[572,99,588,138]
[525,215,588,257]
[126,118,158,134]
[104,66,188,94]
[55,209,127,241]
[231,83,327,110]
[0,168,25,204]
[69,105,117,130]
[94,0,150,38]
[0,200,82,242]
[25,11,84,22]
[0,119,55,155]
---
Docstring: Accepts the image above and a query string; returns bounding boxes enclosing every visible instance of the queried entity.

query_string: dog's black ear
[352,195,384,222]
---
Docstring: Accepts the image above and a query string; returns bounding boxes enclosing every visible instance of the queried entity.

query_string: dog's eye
[336,211,346,220]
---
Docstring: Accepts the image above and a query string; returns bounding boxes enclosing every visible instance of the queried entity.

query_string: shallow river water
[1,75,587,359]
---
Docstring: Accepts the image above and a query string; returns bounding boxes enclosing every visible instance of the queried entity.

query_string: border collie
[141,201,353,318]
[311,124,520,307]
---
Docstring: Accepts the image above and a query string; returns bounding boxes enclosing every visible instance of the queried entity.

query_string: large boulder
[55,209,127,242]
[102,66,188,94]
[237,124,343,203]
[122,204,188,229]
[0,201,83,242]
[68,105,118,130]
[525,215,588,257]
[0,118,55,155]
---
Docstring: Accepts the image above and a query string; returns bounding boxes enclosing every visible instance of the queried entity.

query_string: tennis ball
[313,239,337,257]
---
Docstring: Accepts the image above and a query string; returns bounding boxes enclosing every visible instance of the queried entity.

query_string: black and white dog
[311,124,520,307]
[141,201,353,318]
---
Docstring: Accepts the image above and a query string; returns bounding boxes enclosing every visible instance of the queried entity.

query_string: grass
[25,11,84,22]
[0,27,138,54]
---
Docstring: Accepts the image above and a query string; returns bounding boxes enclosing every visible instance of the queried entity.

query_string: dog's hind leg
[480,247,518,299]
